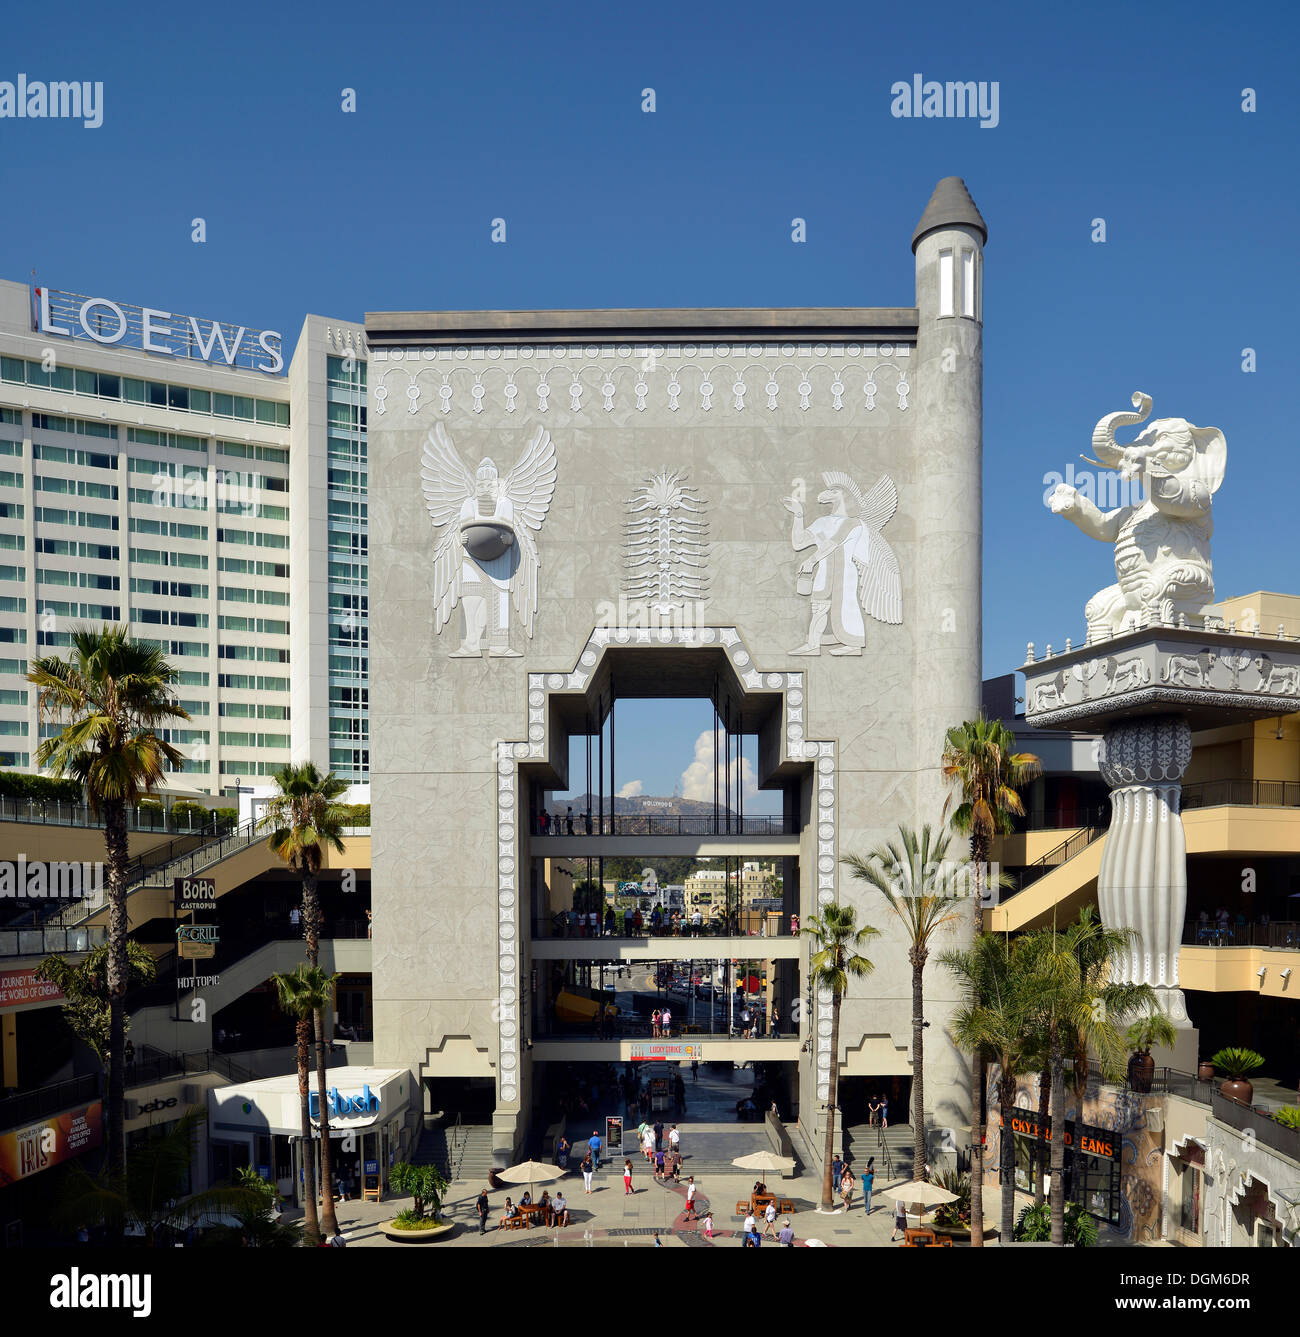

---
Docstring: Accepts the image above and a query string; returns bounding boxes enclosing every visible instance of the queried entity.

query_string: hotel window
[938,249,954,317]
[962,248,976,318]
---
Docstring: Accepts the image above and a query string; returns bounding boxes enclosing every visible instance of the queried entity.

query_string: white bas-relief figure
[1161,650,1216,688]
[624,469,708,613]
[420,423,557,657]
[1049,392,1227,639]
[783,471,902,656]
[1254,655,1300,696]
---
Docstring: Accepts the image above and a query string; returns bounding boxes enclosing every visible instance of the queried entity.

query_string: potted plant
[1124,1013,1178,1093]
[1197,1058,1216,1083]
[382,1162,455,1241]
[1209,1047,1264,1104]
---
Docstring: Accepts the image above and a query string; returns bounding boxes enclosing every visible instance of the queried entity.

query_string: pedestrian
[840,1168,853,1211]
[743,1210,756,1238]
[651,1007,661,1038]
[642,1125,655,1163]
[702,1211,714,1239]
[588,909,598,938]
[633,908,643,936]
[289,905,300,931]
[538,809,549,836]
[587,1129,602,1169]
[624,1158,634,1195]
[880,1095,889,1131]
[476,1187,490,1234]
[685,1175,698,1220]
[770,1004,780,1037]
[557,1135,570,1169]
[690,1059,699,1082]
[581,1153,595,1195]
[861,1158,874,1215]
[891,1200,907,1242]
[624,905,635,936]
[654,1147,666,1179]
[762,1199,778,1237]
[778,1217,795,1246]
[653,1118,664,1150]
[831,1153,843,1189]
[668,1124,680,1157]
[867,1094,881,1126]
[654,1231,663,1247]
[604,906,615,936]
[566,806,575,835]
[660,1005,672,1036]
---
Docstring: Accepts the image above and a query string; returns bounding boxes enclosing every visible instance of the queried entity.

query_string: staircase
[414,1122,497,1183]
[843,1122,916,1181]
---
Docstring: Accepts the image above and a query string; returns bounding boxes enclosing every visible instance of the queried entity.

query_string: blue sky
[2,0,1296,801]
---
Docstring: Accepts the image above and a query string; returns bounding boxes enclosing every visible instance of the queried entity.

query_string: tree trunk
[104,796,129,1242]
[910,947,927,1181]
[822,994,841,1210]
[998,1076,1016,1241]
[1049,1041,1067,1246]
[315,1007,339,1237]
[296,1016,320,1245]
[968,829,988,1247]
[1033,1066,1049,1204]
[302,869,321,968]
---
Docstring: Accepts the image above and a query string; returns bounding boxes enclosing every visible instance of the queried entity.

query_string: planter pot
[1127,1051,1155,1094]
[380,1219,457,1243]
[1197,1061,1216,1083]
[1219,1078,1253,1105]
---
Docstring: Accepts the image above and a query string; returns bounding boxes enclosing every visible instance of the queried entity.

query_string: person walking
[861,1158,875,1215]
[633,908,643,937]
[557,1135,570,1169]
[668,1124,681,1158]
[581,1153,595,1195]
[623,1158,634,1196]
[762,1199,778,1238]
[769,1004,780,1038]
[840,1167,854,1211]
[702,1210,714,1240]
[588,909,599,938]
[690,1058,699,1082]
[880,1095,889,1131]
[587,1130,602,1170]
[685,1175,698,1221]
[566,806,575,835]
[653,1119,664,1151]
[831,1153,843,1190]
[891,1200,907,1242]
[604,906,615,936]
[476,1187,490,1234]
[743,1209,756,1239]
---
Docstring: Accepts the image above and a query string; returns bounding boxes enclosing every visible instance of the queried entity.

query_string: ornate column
[1096,714,1193,1021]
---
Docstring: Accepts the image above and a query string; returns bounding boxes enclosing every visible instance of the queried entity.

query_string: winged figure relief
[420,423,557,657]
[781,470,902,656]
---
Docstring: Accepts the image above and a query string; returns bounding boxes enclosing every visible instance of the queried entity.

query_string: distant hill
[554,792,730,817]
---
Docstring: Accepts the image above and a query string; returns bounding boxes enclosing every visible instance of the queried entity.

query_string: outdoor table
[518,1204,544,1228]
[903,1227,936,1247]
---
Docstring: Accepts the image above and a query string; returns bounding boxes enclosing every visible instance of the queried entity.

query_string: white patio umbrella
[886,1177,957,1228]
[731,1150,795,1175]
[496,1159,567,1201]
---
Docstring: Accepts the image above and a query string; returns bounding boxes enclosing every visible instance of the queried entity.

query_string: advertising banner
[0,968,64,1012]
[628,1041,703,1062]
[0,1101,103,1186]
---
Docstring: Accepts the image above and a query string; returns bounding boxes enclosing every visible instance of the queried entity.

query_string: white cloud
[617,779,644,798]
[680,730,758,803]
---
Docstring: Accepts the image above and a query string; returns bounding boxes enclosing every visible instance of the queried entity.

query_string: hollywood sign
[34,287,284,375]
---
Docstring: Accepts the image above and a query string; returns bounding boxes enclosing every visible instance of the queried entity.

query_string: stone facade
[364,179,986,1154]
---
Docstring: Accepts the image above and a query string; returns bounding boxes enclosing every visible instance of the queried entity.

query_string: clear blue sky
[3,0,1296,797]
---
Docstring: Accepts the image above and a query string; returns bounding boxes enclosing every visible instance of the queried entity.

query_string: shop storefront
[208,1067,411,1207]
[1001,1107,1121,1225]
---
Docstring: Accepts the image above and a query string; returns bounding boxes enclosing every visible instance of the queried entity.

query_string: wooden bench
[500,1214,528,1231]
[736,1200,751,1217]
[901,1227,936,1248]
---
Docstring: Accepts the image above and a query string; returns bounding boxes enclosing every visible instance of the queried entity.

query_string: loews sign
[34,287,284,375]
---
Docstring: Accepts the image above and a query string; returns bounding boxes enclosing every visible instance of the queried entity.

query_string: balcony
[1183,779,1300,810]
[1183,919,1300,950]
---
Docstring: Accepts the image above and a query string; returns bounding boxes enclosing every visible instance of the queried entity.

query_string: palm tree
[1020,908,1161,1245]
[35,942,157,1061]
[940,715,1039,1247]
[59,1107,259,1246]
[941,933,1039,1240]
[261,761,349,1232]
[29,625,188,1186]
[801,902,879,1210]
[842,825,964,1183]
[272,964,339,1244]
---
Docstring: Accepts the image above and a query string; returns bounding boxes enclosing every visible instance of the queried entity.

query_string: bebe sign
[35,286,284,375]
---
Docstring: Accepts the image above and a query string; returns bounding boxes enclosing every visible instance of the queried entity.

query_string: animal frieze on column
[1048,392,1226,639]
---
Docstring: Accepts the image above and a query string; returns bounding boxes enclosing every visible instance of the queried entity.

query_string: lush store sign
[34,287,284,375]
[309,1084,381,1121]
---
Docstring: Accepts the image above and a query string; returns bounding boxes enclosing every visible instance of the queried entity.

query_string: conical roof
[911,177,987,252]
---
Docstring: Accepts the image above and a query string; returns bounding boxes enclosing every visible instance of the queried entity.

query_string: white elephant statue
[1049,392,1226,639]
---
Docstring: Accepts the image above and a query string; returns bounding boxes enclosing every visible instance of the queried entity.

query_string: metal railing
[0,796,237,835]
[1085,1060,1217,1106]
[1020,806,1109,832]
[128,1044,258,1088]
[0,923,107,958]
[1182,920,1300,950]
[1007,823,1107,897]
[533,814,792,837]
[1183,779,1300,810]
[0,1071,100,1131]
[533,913,794,940]
[1212,1090,1300,1161]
